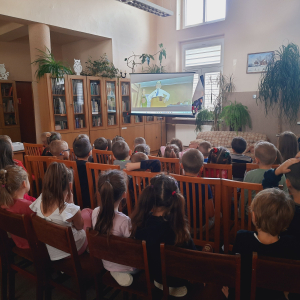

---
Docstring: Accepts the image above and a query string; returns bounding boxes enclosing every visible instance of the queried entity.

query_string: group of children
[0,130,300,299]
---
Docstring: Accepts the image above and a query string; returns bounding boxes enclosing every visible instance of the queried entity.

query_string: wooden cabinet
[0,80,21,141]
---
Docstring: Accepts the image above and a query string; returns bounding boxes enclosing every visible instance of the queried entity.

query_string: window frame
[183,0,226,29]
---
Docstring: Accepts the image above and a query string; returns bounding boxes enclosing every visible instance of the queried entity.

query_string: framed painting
[247,51,274,73]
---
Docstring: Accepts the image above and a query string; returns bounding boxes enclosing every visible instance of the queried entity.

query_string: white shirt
[30,194,86,261]
[147,88,170,102]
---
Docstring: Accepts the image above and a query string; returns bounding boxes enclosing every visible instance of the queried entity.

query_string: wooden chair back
[232,163,247,179]
[203,163,233,179]
[24,143,44,156]
[160,244,241,300]
[246,163,279,172]
[172,174,222,251]
[222,179,263,253]
[123,170,158,215]
[86,162,120,209]
[69,148,76,161]
[92,149,114,164]
[48,158,83,208]
[148,155,180,174]
[86,228,152,298]
[250,252,300,300]
[25,155,54,197]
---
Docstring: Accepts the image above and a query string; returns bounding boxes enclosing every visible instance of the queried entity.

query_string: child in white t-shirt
[92,169,135,287]
[30,162,92,261]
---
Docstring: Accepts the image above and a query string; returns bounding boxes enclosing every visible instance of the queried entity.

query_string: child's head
[42,162,73,214]
[164,144,180,158]
[73,137,92,159]
[41,132,51,147]
[134,144,150,155]
[47,132,61,145]
[131,152,148,163]
[107,139,112,151]
[94,137,108,150]
[286,162,300,193]
[112,135,124,145]
[112,140,130,160]
[131,174,189,244]
[0,138,14,169]
[250,188,294,236]
[278,131,299,162]
[182,149,204,175]
[208,147,231,164]
[49,140,69,160]
[134,137,146,148]
[198,141,211,157]
[231,137,247,154]
[254,142,277,166]
[0,165,29,207]
[94,170,127,235]
[74,134,90,143]
[170,138,183,152]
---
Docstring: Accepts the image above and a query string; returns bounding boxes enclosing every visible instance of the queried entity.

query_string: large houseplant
[221,101,252,133]
[258,43,300,133]
[195,109,214,132]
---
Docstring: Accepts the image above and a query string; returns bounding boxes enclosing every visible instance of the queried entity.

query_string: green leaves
[221,101,252,134]
[195,109,213,132]
[258,43,300,124]
[31,47,73,79]
[143,64,167,73]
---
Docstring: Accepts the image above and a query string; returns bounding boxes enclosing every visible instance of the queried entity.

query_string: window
[185,45,221,68]
[184,0,226,27]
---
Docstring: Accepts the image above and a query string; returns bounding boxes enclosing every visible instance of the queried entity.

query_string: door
[15,81,36,143]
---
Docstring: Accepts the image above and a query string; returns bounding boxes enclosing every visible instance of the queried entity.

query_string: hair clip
[172,191,176,196]
[213,148,218,153]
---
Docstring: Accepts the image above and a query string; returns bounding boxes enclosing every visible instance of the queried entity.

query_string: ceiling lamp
[116,0,173,17]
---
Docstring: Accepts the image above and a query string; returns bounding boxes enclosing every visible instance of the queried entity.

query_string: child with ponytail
[30,162,92,261]
[92,169,136,287]
[131,174,196,297]
[0,165,35,249]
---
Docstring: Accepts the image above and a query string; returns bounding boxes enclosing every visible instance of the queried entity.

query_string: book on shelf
[53,98,66,114]
[122,100,129,111]
[92,115,102,127]
[91,99,100,113]
[108,115,115,125]
[107,98,116,111]
[75,118,84,129]
[74,102,84,113]
[5,100,15,113]
[122,83,129,95]
[55,120,68,130]
[91,83,100,95]
[51,78,65,95]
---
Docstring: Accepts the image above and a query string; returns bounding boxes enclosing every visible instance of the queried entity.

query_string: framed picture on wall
[247,51,274,73]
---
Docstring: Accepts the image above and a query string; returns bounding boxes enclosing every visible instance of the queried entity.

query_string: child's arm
[66,210,84,230]
[125,160,161,172]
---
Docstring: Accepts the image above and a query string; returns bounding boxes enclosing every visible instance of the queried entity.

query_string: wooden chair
[222,179,263,253]
[86,228,152,300]
[203,163,233,179]
[160,244,241,300]
[86,162,120,209]
[48,158,83,208]
[246,163,279,172]
[148,155,180,174]
[30,214,99,300]
[0,209,42,300]
[250,252,300,300]
[172,174,222,252]
[24,143,44,156]
[232,163,247,180]
[92,149,114,164]
[25,155,54,198]
[69,148,76,161]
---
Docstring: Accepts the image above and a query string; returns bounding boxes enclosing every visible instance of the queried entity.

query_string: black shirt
[135,214,196,286]
[229,230,300,300]
[76,160,91,208]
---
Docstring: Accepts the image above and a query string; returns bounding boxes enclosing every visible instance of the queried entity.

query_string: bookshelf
[105,79,118,128]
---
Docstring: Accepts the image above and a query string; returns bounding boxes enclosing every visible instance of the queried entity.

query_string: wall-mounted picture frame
[247,51,274,73]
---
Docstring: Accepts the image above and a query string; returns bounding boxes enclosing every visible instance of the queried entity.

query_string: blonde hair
[254,142,277,165]
[41,132,51,139]
[0,165,28,207]
[50,140,68,157]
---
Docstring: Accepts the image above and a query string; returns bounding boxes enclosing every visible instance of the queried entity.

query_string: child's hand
[275,158,300,176]
[125,162,141,172]
[296,151,300,159]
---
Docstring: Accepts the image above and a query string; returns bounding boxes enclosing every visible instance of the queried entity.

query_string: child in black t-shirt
[227,188,299,300]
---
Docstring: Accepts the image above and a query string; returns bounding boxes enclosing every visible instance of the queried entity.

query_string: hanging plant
[31,48,73,79]
[258,43,300,132]
[221,101,252,134]
[195,109,214,132]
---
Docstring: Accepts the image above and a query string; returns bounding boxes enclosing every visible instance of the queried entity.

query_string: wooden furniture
[232,163,246,179]
[24,143,44,156]
[86,229,153,300]
[86,162,120,209]
[221,179,263,253]
[148,155,180,174]
[250,252,300,300]
[0,80,21,142]
[69,148,76,161]
[30,214,98,300]
[49,158,83,208]
[203,163,233,179]
[13,150,25,165]
[246,163,279,172]
[0,210,41,300]
[92,149,114,164]
[39,74,166,151]
[160,244,241,300]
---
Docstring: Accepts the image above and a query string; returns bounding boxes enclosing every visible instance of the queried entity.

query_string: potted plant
[31,48,73,79]
[258,43,300,133]
[221,101,252,133]
[195,109,214,132]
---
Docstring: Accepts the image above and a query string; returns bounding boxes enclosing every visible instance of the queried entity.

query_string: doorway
[15,81,36,143]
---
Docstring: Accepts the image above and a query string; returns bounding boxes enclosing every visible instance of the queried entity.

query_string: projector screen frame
[129,72,196,118]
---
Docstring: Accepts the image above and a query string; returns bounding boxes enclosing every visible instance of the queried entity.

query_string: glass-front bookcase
[0,82,17,126]
[120,81,131,125]
[89,79,102,128]
[105,80,118,127]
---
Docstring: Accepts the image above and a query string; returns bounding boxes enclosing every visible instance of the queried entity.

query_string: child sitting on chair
[206,146,231,179]
[49,140,69,160]
[112,140,131,170]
